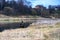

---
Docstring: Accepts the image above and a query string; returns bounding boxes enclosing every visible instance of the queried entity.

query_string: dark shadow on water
[0,22,32,32]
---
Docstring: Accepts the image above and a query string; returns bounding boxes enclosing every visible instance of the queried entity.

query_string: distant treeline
[0,0,60,18]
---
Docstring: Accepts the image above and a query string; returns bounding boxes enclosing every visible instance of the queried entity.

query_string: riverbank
[0,22,60,40]
[0,15,60,40]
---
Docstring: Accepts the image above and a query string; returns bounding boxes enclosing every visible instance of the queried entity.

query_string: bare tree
[0,0,5,10]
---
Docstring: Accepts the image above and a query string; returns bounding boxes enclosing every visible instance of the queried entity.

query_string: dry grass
[0,22,60,40]
[28,23,60,40]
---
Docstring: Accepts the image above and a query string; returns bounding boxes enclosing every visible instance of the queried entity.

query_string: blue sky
[6,0,60,8]
[27,0,60,8]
